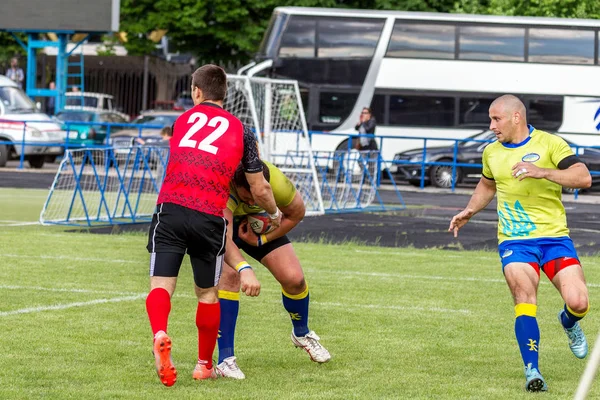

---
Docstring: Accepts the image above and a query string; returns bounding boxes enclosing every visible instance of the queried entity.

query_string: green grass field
[1,188,599,399]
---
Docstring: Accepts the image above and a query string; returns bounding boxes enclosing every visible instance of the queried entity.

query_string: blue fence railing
[0,118,165,169]
[2,120,599,199]
[306,131,600,199]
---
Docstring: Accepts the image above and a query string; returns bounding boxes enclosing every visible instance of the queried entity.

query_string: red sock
[196,302,220,369]
[146,288,171,337]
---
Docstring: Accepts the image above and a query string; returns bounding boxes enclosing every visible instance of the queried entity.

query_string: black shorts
[232,216,290,262]
[147,203,226,288]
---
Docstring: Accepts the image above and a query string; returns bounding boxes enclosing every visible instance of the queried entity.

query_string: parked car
[0,75,65,168]
[393,130,600,191]
[106,110,182,144]
[54,110,128,146]
[104,110,180,167]
[173,91,194,111]
[64,92,130,122]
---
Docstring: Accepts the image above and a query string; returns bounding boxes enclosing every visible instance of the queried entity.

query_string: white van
[0,75,66,168]
[65,92,130,122]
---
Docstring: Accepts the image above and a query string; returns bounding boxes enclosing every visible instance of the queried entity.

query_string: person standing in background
[6,58,24,88]
[354,107,377,151]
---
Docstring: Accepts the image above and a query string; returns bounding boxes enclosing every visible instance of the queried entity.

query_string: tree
[0,33,26,67]
[455,0,600,18]
[118,0,600,64]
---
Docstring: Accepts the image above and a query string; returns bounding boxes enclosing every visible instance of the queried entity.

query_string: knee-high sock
[146,288,171,337]
[515,303,540,370]
[561,303,589,329]
[196,302,220,369]
[217,290,240,364]
[282,285,310,337]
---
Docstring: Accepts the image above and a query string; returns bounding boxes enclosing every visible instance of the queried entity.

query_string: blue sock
[561,304,588,329]
[282,285,310,337]
[515,303,540,370]
[217,291,239,364]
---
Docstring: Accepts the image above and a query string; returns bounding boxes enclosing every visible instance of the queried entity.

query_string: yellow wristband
[234,261,250,272]
[261,234,268,245]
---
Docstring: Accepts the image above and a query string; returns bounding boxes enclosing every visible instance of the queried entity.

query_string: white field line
[353,249,495,260]
[3,251,600,289]
[2,254,139,264]
[305,268,600,289]
[0,194,47,199]
[0,221,40,226]
[0,284,139,296]
[0,294,145,317]
[311,300,470,314]
[0,286,470,316]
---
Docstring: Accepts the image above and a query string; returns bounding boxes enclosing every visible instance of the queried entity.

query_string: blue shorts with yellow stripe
[498,236,579,271]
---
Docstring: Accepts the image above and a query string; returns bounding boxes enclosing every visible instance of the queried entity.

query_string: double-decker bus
[248,7,600,164]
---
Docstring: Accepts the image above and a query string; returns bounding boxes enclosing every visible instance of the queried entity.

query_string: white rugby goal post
[225,75,325,215]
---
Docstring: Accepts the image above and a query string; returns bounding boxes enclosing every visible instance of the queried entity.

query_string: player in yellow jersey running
[449,95,591,392]
[215,161,331,379]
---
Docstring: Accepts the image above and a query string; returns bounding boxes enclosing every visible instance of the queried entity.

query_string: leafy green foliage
[0,32,26,66]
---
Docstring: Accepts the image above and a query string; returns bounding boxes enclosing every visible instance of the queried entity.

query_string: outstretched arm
[448,177,496,237]
[223,208,260,297]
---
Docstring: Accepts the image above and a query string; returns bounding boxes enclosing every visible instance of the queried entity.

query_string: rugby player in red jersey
[144,64,280,386]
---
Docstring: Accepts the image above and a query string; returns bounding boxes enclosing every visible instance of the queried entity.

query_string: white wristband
[268,209,279,220]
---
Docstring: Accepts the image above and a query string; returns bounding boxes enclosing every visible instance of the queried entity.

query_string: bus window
[386,23,455,59]
[259,12,288,59]
[279,17,316,58]
[528,29,595,65]
[370,94,386,125]
[459,26,525,62]
[389,95,454,126]
[317,18,384,58]
[459,97,495,127]
[527,98,563,130]
[318,92,359,127]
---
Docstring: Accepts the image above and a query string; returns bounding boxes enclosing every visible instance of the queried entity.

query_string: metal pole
[56,34,68,111]
[142,55,149,111]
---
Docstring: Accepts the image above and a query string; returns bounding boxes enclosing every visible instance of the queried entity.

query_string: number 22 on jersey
[179,112,229,155]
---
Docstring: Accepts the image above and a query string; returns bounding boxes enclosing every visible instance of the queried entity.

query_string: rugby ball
[247,212,275,235]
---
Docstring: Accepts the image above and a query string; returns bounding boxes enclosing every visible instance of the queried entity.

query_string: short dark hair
[191,64,227,101]
[160,126,173,137]
[233,162,270,191]
[362,107,372,113]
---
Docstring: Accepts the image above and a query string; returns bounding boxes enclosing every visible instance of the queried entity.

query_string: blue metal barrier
[307,130,600,197]
[0,118,165,169]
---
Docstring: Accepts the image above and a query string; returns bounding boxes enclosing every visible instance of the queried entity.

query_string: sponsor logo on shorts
[502,249,513,258]
[522,153,540,162]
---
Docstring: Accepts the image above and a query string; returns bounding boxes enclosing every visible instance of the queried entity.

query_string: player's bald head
[490,94,527,120]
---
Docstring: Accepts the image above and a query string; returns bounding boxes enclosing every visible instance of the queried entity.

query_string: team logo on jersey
[502,249,513,258]
[522,153,540,162]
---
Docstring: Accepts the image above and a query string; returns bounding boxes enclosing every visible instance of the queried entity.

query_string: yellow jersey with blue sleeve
[227,161,296,217]
[482,126,575,243]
